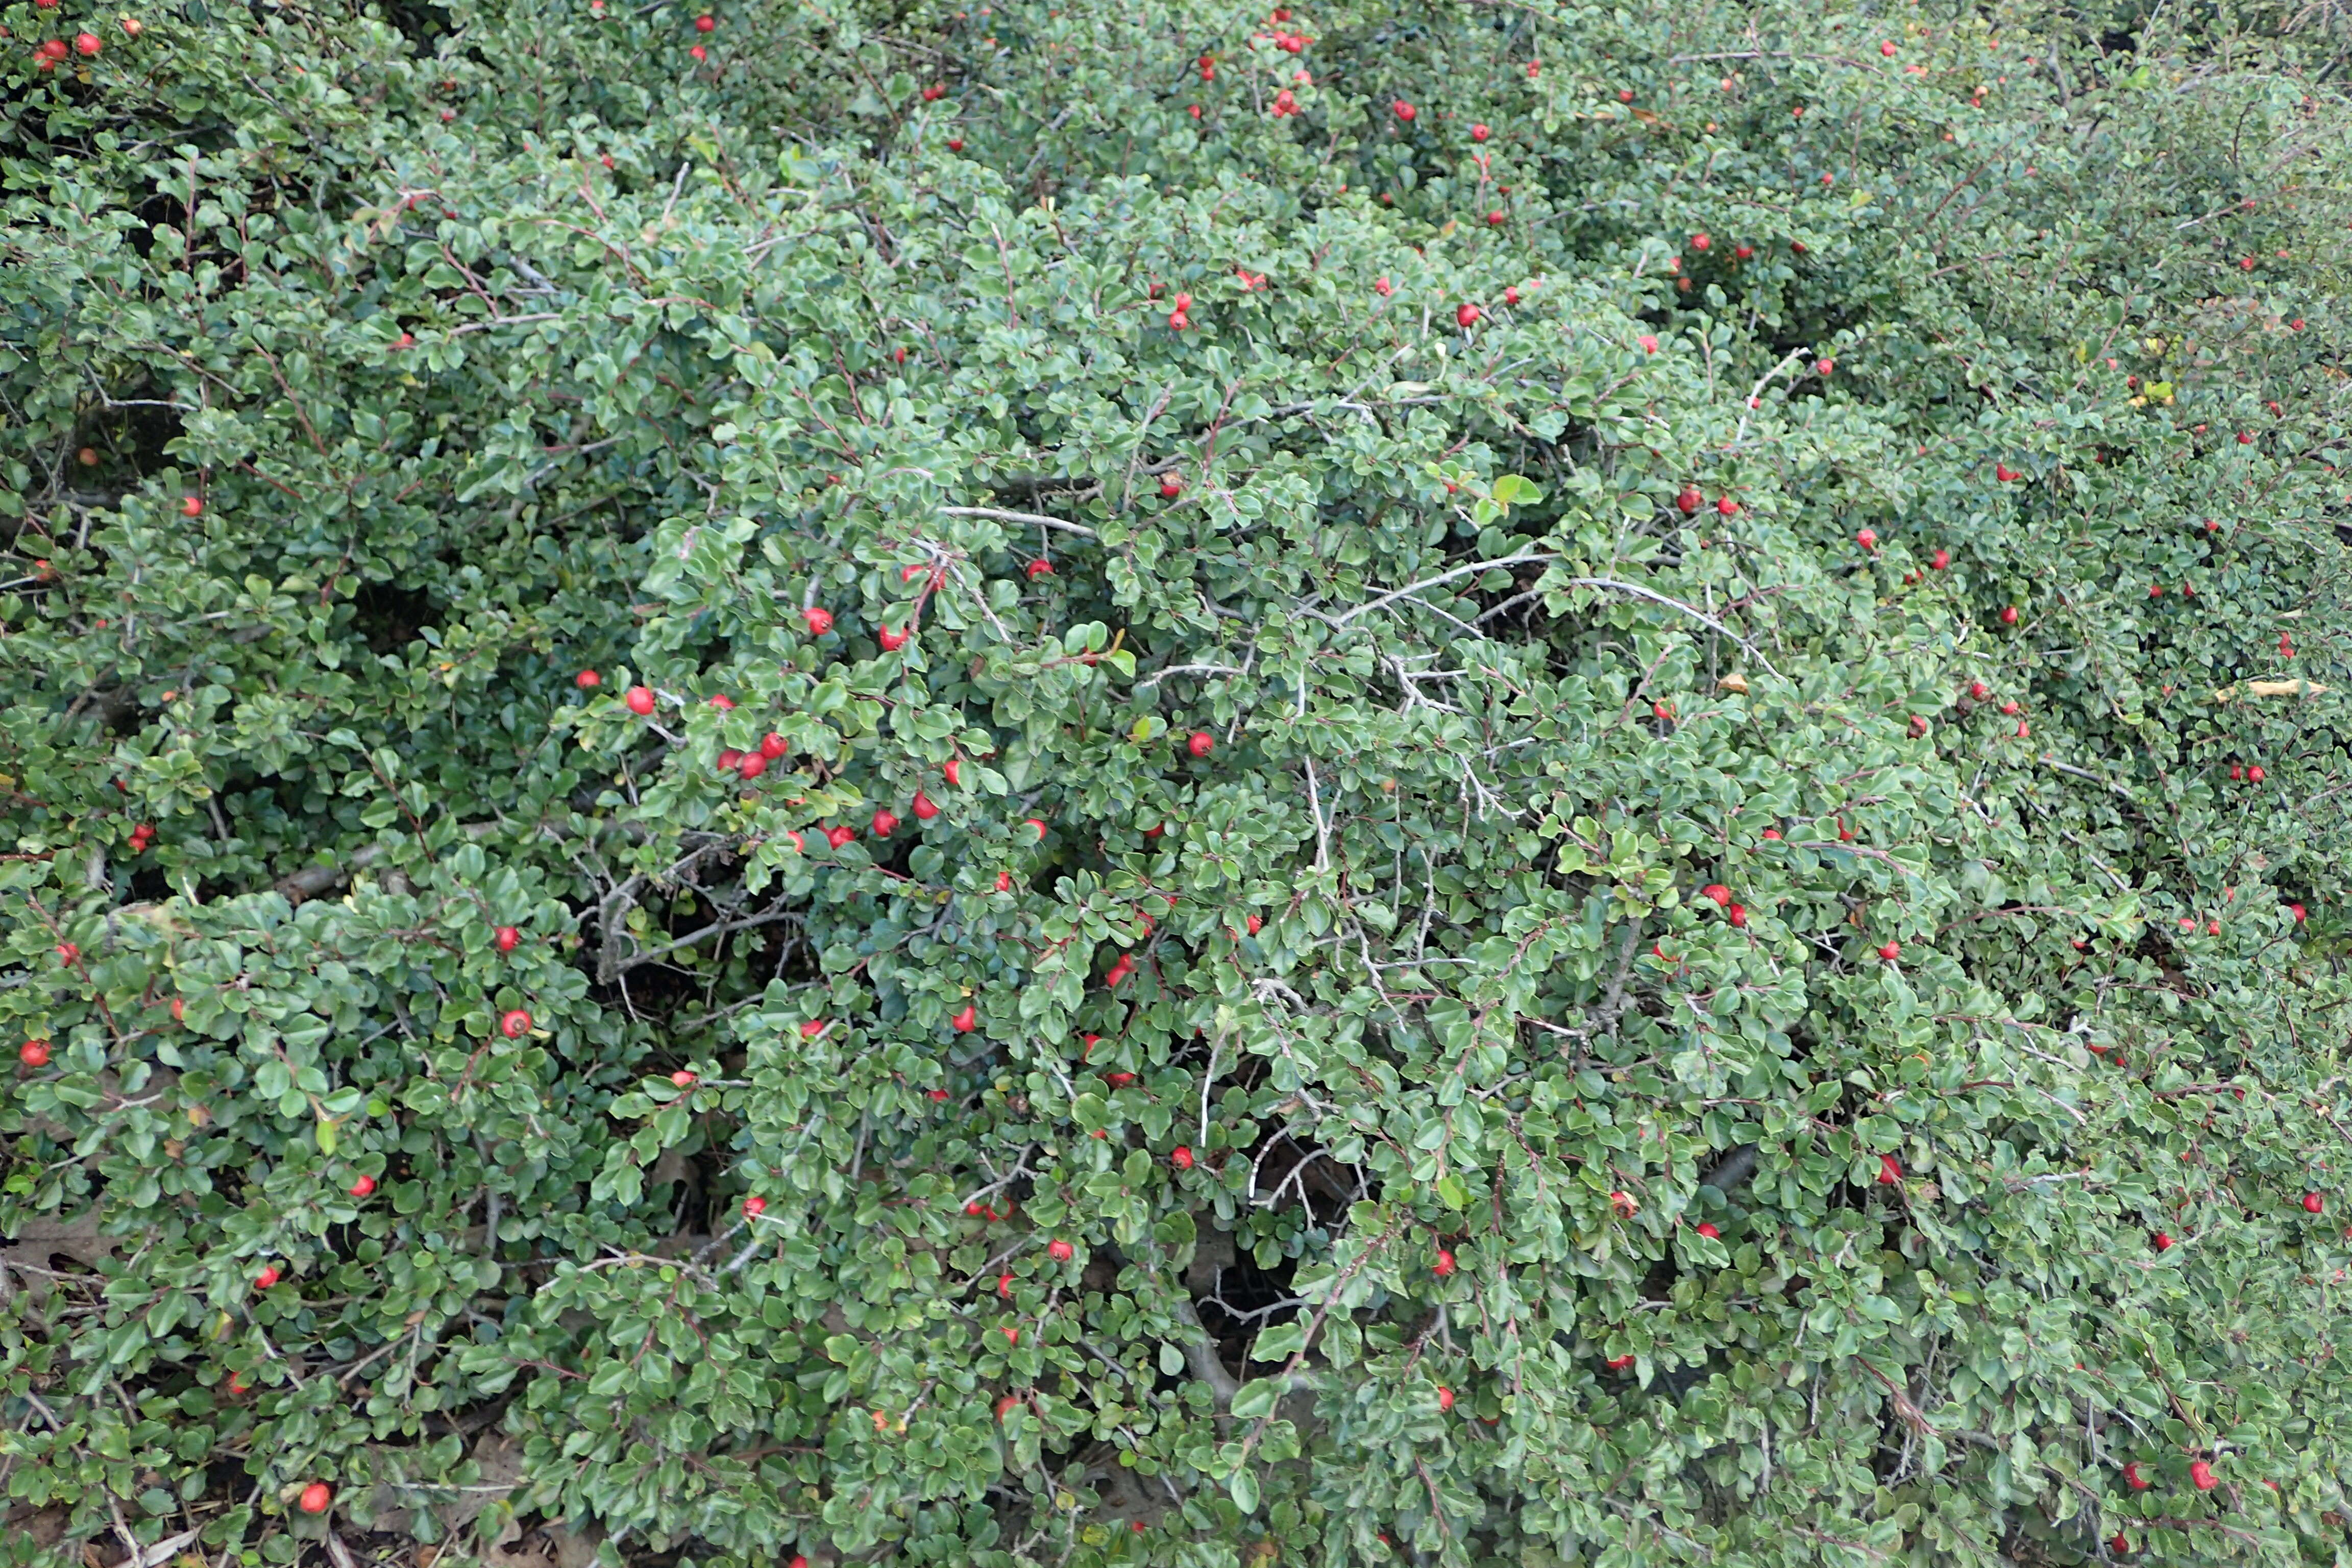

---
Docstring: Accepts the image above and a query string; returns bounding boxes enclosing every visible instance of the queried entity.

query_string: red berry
[625,685,656,715]
[2124,1462,2148,1490]
[1503,286,1521,306]
[2291,902,2308,924]
[1436,1385,1454,1411]
[1761,829,1781,841]
[1618,88,1633,102]
[1393,100,1415,121]
[1246,914,1262,935]
[670,1069,696,1088]
[1880,39,1897,55]
[1878,1154,1902,1185]
[737,752,768,780]
[2110,1535,2129,1556]
[872,808,899,838]
[1877,941,1901,962]
[1487,210,1506,227]
[350,1174,376,1197]
[995,871,1013,892]
[717,749,743,772]
[2248,765,2265,783]
[500,1009,532,1039]
[1456,302,1481,328]
[1676,487,1701,514]
[1433,1247,1456,1277]
[298,1483,333,1514]
[493,925,520,952]
[2190,1459,2216,1490]
[1046,1239,1074,1262]
[943,759,962,787]
[802,606,834,635]
[1607,1354,1634,1369]
[2154,1231,2173,1251]
[688,43,704,60]
[1930,548,1949,570]
[928,1088,948,1101]
[182,496,203,516]
[1816,357,1834,375]
[1025,817,1047,840]
[56,942,78,965]
[878,625,909,650]
[1696,1222,1720,1239]
[1716,496,1738,516]
[1856,527,1877,550]
[75,30,101,54]
[254,1264,281,1289]
[1725,903,1747,927]
[1639,334,1659,353]
[170,998,184,1022]
[575,669,601,689]
[799,1019,828,1040]
[1187,730,1214,758]
[693,12,713,28]
[1159,475,1183,499]
[19,1039,51,1068]
[1025,558,1055,580]
[952,1004,978,1033]
[756,732,788,761]
[2305,1192,2325,1214]
[1471,123,1490,141]
[912,791,939,820]
[1998,605,2019,625]
[743,1195,766,1217]
[1171,1146,1194,1170]
[1700,883,1731,906]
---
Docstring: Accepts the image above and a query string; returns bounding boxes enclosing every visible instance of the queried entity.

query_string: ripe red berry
[2124,1462,2148,1490]
[740,1195,767,1219]
[921,82,944,100]
[1716,496,1738,516]
[865,808,895,838]
[1456,302,1481,328]
[1046,1239,1074,1262]
[1699,883,1731,907]
[1159,475,1183,499]
[1725,903,1747,927]
[1761,829,1781,841]
[1470,122,1490,141]
[298,1483,332,1514]
[1676,487,1701,514]
[1999,605,2019,625]
[952,1004,978,1033]
[1816,357,1834,375]
[254,1264,281,1289]
[2248,765,2265,783]
[995,871,1014,892]
[737,752,767,780]
[1171,1145,1194,1170]
[2153,1231,2173,1251]
[1436,1385,1454,1411]
[56,942,79,965]
[943,759,962,787]
[1187,730,1215,758]
[1617,88,1633,102]
[1856,527,1877,550]
[1878,1154,1902,1185]
[877,624,909,651]
[1695,1222,1720,1239]
[1486,210,1505,227]
[912,791,939,820]
[1880,39,1897,55]
[693,12,713,28]
[717,749,743,773]
[1433,1247,1456,1277]
[494,925,520,952]
[2190,1459,2216,1490]
[688,43,705,60]
[500,1009,532,1039]
[1025,558,1055,580]
[2305,1192,2325,1214]
[1025,817,1047,840]
[670,1069,696,1088]
[1878,941,1901,962]
[350,1174,376,1197]
[2110,1535,2129,1556]
[75,30,101,53]
[1930,548,1949,570]
[802,606,834,635]
[625,685,656,715]
[19,1039,51,1068]
[1606,1354,1634,1369]
[1392,100,1415,121]
[2291,902,2308,924]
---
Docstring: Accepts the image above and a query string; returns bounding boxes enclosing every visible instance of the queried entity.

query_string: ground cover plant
[5,0,2352,1563]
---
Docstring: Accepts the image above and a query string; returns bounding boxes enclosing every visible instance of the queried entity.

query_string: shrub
[5,0,2351,1563]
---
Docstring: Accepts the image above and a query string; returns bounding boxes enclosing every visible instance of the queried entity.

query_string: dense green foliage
[6,0,2352,1562]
